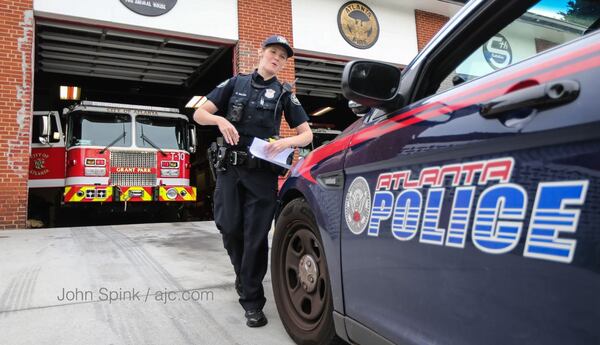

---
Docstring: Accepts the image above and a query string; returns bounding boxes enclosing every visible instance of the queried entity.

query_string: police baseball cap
[262,35,294,58]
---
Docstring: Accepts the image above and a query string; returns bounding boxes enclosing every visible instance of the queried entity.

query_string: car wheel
[271,198,338,345]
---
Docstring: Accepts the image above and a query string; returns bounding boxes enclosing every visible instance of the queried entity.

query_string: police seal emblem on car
[344,176,371,235]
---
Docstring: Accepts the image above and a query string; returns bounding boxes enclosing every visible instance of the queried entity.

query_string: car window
[436,0,600,94]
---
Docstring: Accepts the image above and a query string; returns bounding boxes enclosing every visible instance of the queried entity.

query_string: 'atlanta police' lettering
[345,157,589,264]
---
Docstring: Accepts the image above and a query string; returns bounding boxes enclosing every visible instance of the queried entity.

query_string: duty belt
[228,150,266,169]
[228,150,248,166]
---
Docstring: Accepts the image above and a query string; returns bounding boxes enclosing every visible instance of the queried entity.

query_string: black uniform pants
[213,165,278,311]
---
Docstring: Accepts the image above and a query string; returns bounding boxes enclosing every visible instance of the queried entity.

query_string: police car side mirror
[342,60,402,112]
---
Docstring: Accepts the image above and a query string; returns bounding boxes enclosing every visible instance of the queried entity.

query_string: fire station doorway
[292,55,360,156]
[31,18,233,227]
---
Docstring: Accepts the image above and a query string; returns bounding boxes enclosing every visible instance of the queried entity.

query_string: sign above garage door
[337,1,379,49]
[120,0,177,17]
[34,0,237,42]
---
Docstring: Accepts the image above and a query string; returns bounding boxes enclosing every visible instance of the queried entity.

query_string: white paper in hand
[249,138,294,169]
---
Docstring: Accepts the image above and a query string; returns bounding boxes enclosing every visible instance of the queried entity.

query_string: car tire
[271,198,339,345]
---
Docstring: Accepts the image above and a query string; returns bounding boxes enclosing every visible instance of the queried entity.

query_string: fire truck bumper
[64,185,196,203]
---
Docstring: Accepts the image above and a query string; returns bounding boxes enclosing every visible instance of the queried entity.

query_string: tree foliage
[559,0,599,27]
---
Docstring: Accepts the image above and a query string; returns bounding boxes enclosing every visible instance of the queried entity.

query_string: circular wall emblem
[120,0,177,17]
[483,33,513,70]
[338,1,380,49]
[344,177,371,235]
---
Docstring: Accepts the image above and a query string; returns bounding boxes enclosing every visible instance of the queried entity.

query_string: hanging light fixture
[185,96,207,108]
[59,86,81,100]
[311,106,334,116]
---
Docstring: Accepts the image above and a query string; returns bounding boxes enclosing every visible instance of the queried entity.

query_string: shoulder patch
[217,79,229,88]
[290,93,301,106]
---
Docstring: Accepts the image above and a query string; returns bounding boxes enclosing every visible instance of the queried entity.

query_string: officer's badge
[290,93,301,105]
[265,89,276,99]
[217,79,229,88]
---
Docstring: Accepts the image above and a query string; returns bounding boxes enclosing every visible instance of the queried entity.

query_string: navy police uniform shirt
[206,70,309,141]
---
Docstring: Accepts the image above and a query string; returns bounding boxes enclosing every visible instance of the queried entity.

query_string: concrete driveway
[0,222,296,345]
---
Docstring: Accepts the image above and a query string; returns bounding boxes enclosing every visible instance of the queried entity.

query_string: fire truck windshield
[135,116,187,151]
[68,112,132,148]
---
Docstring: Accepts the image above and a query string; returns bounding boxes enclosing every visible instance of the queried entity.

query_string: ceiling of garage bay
[36,20,351,100]
[294,56,345,99]
[35,20,228,86]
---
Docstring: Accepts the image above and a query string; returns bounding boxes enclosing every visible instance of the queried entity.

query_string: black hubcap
[283,227,328,329]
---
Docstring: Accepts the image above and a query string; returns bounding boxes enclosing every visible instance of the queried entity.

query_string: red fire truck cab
[29,101,197,225]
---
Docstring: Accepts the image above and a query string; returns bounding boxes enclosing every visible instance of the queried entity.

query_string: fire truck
[28,101,197,226]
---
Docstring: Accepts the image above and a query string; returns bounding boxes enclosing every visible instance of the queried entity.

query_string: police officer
[193,35,312,327]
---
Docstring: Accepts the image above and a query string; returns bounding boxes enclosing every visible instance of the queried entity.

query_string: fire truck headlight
[166,188,178,200]
[161,168,179,177]
[85,167,106,176]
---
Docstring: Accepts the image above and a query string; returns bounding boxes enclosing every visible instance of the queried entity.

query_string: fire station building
[0,0,462,229]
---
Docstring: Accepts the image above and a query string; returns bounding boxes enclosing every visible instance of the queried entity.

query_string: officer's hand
[265,138,293,158]
[217,118,239,145]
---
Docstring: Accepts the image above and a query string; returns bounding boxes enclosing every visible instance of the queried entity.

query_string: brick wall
[0,1,34,230]
[415,10,449,52]
[236,0,296,139]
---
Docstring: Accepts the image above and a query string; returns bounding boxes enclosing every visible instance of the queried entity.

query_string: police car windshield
[135,116,186,151]
[68,111,132,148]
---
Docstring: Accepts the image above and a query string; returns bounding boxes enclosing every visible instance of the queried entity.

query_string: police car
[270,1,600,344]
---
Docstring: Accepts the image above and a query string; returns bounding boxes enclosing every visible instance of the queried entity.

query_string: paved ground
[0,222,296,345]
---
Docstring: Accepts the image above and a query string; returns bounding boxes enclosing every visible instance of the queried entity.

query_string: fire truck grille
[110,151,156,187]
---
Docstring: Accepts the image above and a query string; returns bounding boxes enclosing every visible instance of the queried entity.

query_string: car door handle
[480,80,580,118]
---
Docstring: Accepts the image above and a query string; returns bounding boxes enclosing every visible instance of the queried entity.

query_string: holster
[207,142,229,182]
[215,146,228,172]
[207,142,218,181]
